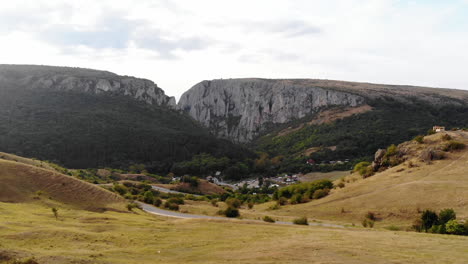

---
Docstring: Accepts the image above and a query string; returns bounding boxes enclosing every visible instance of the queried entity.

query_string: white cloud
[0,0,467,100]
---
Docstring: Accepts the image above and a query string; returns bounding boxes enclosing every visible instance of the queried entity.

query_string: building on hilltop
[433,126,445,132]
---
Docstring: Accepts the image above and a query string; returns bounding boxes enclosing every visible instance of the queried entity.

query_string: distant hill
[0,153,125,211]
[179,78,468,170]
[0,65,252,171]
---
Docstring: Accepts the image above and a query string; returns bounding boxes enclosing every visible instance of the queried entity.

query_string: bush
[224,206,240,218]
[153,198,162,207]
[143,191,155,204]
[290,193,304,204]
[127,202,140,211]
[362,219,374,228]
[293,217,308,225]
[413,135,424,144]
[164,202,179,211]
[278,197,288,205]
[365,211,377,221]
[444,140,465,151]
[445,219,466,235]
[337,182,345,188]
[441,134,452,141]
[211,199,218,207]
[354,161,371,176]
[167,197,185,205]
[263,216,275,223]
[247,202,254,209]
[226,198,242,208]
[113,184,127,195]
[312,188,329,199]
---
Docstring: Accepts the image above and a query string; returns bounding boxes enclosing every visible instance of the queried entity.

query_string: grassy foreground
[1,202,467,264]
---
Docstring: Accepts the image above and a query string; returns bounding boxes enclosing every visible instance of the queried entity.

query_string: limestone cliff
[0,65,176,107]
[178,79,365,142]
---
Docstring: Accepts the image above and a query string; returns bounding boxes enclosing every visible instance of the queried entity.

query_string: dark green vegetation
[0,66,251,172]
[254,98,468,173]
[293,217,309,225]
[273,179,333,204]
[414,209,468,236]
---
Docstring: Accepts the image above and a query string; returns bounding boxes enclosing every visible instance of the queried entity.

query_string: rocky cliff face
[178,78,365,142]
[0,65,176,107]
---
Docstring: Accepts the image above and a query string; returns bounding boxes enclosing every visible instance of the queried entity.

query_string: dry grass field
[1,201,467,264]
[0,158,124,211]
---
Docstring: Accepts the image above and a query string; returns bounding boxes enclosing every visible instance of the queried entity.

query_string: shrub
[427,129,436,135]
[113,184,127,195]
[362,219,374,228]
[143,191,155,204]
[337,182,345,188]
[386,225,401,231]
[354,161,371,176]
[445,219,466,235]
[127,202,140,211]
[247,202,254,209]
[290,193,304,204]
[269,203,280,210]
[224,206,240,218]
[51,207,58,220]
[211,199,218,207]
[153,198,162,207]
[278,197,288,205]
[412,218,423,232]
[441,134,452,141]
[167,197,185,205]
[164,202,179,211]
[226,198,242,208]
[263,216,275,223]
[438,208,456,225]
[312,188,329,199]
[444,140,465,151]
[413,135,424,144]
[293,217,308,225]
[365,211,376,221]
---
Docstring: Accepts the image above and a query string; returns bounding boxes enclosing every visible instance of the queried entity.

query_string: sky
[1,0,467,100]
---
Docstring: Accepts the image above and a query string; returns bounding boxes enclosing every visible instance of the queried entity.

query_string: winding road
[138,202,345,228]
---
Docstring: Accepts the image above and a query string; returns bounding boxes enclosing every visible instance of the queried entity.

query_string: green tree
[438,208,456,225]
[421,210,438,232]
[143,191,154,204]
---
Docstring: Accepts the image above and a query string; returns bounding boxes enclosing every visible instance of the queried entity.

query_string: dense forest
[0,87,252,171]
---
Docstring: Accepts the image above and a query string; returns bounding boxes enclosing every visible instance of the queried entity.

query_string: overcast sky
[1,0,467,100]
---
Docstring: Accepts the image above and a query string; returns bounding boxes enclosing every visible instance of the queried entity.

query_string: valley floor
[1,202,467,264]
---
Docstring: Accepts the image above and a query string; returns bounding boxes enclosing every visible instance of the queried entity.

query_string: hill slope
[179,78,468,169]
[0,153,125,211]
[0,65,252,170]
[257,131,468,224]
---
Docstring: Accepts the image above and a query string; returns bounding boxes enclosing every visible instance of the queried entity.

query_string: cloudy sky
[1,0,467,100]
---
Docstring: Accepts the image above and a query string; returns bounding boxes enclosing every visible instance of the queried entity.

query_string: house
[433,126,446,132]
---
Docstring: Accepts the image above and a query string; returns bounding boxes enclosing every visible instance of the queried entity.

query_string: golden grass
[1,202,467,264]
[0,159,125,211]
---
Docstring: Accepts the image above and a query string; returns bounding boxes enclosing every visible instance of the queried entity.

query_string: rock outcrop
[178,78,365,142]
[0,65,176,108]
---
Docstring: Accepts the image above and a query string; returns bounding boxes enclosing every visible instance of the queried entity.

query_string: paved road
[150,185,201,196]
[138,202,345,228]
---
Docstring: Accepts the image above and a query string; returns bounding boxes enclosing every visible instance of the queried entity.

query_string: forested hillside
[0,65,252,171]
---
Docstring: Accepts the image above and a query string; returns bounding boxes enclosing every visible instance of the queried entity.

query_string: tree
[438,208,456,225]
[421,210,438,232]
[51,207,58,220]
[143,191,155,204]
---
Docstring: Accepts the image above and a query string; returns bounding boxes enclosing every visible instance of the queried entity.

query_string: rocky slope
[178,79,365,142]
[178,78,468,143]
[0,64,176,107]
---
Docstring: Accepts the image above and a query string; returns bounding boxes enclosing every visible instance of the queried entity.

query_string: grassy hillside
[0,155,125,211]
[247,131,468,226]
[0,77,252,171]
[1,202,467,264]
